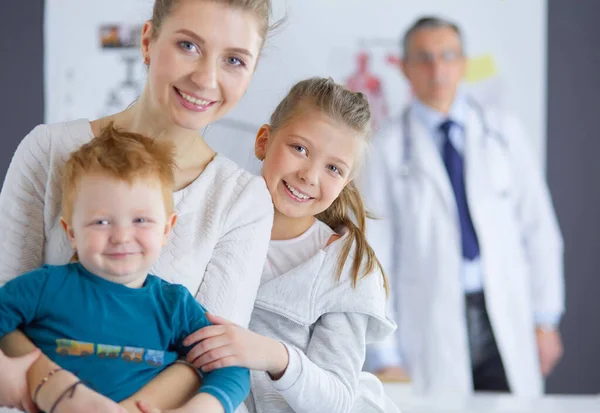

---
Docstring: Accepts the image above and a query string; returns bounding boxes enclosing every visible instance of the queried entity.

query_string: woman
[0,0,277,412]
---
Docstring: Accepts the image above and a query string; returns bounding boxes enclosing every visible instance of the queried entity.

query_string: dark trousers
[466,292,511,392]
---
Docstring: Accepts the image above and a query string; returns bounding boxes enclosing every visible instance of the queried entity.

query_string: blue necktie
[440,120,480,260]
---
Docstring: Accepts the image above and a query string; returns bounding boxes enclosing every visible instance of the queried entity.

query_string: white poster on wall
[45,0,547,171]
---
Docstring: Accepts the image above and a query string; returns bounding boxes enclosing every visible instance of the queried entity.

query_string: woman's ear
[254,124,271,161]
[141,21,154,65]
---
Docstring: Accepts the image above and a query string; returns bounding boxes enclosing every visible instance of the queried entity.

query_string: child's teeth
[285,182,309,200]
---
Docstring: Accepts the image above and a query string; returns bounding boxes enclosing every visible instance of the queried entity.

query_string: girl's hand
[0,348,40,412]
[184,313,289,378]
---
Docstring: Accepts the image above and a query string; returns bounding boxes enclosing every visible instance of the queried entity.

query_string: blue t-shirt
[0,263,249,413]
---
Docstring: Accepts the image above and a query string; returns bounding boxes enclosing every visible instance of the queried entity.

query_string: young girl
[0,0,278,412]
[140,77,400,413]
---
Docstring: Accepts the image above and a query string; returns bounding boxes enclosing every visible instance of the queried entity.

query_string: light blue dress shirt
[412,94,485,294]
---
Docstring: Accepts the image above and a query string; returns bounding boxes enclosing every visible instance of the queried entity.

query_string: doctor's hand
[183,313,290,379]
[374,366,411,383]
[536,328,563,377]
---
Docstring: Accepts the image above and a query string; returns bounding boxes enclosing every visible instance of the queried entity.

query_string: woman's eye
[227,56,245,67]
[293,145,307,155]
[178,41,197,53]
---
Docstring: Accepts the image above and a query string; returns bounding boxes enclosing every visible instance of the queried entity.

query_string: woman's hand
[184,313,289,378]
[0,348,40,412]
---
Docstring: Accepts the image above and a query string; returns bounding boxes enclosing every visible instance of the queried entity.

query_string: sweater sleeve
[365,284,405,371]
[196,175,273,328]
[0,125,51,286]
[173,288,250,413]
[267,313,368,413]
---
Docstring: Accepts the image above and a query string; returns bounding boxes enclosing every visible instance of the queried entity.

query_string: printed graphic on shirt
[122,346,145,362]
[97,344,122,358]
[56,339,165,367]
[56,339,95,357]
[144,349,166,366]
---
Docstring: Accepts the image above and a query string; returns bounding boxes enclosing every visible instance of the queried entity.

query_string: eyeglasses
[405,49,464,65]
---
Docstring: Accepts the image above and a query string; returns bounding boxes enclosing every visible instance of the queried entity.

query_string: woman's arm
[0,126,64,409]
[0,348,40,411]
[196,176,273,327]
[0,125,52,285]
[0,125,55,389]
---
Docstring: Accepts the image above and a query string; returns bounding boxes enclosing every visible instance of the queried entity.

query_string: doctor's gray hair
[268,77,389,296]
[402,16,464,59]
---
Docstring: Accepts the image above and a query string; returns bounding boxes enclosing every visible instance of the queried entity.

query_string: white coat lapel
[410,111,457,217]
[463,105,487,228]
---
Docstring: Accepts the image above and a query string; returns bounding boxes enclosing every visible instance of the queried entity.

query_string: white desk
[1,386,598,413]
[383,383,600,413]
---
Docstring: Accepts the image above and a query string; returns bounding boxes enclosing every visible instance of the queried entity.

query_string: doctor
[363,16,565,396]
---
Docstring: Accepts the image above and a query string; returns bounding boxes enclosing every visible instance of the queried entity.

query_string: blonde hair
[61,124,176,224]
[269,77,389,295]
[150,0,278,47]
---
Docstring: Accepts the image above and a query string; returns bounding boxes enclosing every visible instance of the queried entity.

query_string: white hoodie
[246,227,399,413]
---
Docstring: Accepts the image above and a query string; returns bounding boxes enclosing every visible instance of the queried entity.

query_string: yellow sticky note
[465,54,497,83]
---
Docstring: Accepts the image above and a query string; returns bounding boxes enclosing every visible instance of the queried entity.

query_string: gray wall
[0,2,44,178]
[546,0,600,394]
[0,0,598,394]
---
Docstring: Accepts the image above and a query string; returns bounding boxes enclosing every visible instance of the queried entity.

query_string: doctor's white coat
[362,104,564,397]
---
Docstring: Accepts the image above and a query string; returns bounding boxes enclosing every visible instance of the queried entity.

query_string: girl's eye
[178,41,197,53]
[134,218,147,224]
[328,165,342,175]
[94,220,109,226]
[227,56,245,67]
